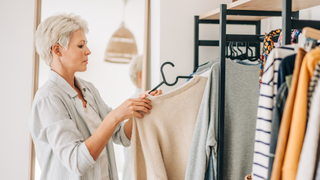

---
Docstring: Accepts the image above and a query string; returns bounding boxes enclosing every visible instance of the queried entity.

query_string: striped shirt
[252,46,296,180]
[307,62,320,118]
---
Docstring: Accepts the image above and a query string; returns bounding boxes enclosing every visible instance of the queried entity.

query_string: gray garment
[195,60,219,75]
[204,147,215,180]
[122,88,141,180]
[185,60,259,180]
[29,70,130,180]
[315,157,320,180]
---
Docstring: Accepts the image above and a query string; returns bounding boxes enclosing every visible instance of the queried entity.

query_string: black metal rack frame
[194,0,320,179]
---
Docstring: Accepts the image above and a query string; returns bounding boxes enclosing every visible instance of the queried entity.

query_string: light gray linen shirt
[29,70,130,180]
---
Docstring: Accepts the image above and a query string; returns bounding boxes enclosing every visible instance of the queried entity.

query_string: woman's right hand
[109,94,152,124]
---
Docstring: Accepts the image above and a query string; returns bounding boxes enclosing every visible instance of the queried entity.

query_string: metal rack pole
[255,20,261,57]
[282,0,292,45]
[217,4,227,180]
[194,16,200,72]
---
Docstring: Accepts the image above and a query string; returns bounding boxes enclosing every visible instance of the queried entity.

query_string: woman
[29,13,161,180]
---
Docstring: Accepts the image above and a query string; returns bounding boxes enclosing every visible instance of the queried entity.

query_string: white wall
[148,0,258,92]
[148,1,320,92]
[0,0,36,179]
[261,5,320,38]
[39,0,145,109]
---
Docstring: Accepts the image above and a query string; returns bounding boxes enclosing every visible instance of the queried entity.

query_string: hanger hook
[160,62,175,86]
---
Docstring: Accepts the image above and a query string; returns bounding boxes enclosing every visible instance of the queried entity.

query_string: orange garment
[282,47,320,180]
[270,48,306,180]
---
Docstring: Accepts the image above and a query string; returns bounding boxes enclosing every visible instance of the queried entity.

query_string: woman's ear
[52,44,62,57]
[137,71,142,81]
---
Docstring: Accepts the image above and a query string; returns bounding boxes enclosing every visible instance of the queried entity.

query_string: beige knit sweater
[131,76,208,180]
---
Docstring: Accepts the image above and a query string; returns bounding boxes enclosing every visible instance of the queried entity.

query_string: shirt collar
[75,76,88,95]
[48,70,87,98]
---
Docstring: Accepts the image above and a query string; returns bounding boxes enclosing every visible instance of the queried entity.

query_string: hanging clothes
[184,60,218,180]
[186,59,259,180]
[187,60,218,82]
[307,62,320,118]
[267,83,289,180]
[259,29,282,88]
[296,62,320,180]
[277,54,296,90]
[131,76,207,180]
[196,59,219,77]
[282,47,320,180]
[270,48,307,180]
[204,148,215,180]
[315,158,320,180]
[267,53,297,179]
[252,45,297,180]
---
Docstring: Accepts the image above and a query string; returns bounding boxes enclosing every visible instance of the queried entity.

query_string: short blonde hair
[34,13,89,67]
[129,55,143,86]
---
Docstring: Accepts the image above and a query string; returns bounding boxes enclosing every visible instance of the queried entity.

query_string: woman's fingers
[133,101,152,110]
[132,97,151,104]
[138,93,146,98]
[149,91,156,96]
[148,89,162,96]
[132,111,144,119]
[133,105,150,114]
[155,89,162,96]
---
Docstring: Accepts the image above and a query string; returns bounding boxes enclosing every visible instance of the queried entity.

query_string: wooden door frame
[29,0,41,179]
[142,0,150,92]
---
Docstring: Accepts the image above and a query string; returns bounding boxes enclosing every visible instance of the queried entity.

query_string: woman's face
[60,29,91,72]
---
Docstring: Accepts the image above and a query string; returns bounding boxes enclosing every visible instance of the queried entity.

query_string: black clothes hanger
[245,42,260,61]
[148,62,193,94]
[235,42,246,60]
[231,42,238,59]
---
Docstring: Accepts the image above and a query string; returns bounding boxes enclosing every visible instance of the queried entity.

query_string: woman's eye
[78,45,83,48]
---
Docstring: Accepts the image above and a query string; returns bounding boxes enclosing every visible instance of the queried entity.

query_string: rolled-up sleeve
[112,121,131,147]
[102,99,130,147]
[29,94,95,176]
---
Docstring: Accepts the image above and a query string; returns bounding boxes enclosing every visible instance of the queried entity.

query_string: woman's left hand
[147,89,162,96]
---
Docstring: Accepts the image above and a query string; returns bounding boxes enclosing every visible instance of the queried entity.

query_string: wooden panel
[30,0,41,180]
[200,0,320,20]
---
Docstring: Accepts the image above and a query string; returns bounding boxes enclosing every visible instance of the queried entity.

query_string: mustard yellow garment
[270,48,306,180]
[282,47,320,180]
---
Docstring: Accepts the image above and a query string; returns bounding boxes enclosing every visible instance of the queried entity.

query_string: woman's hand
[109,94,152,124]
[147,89,163,96]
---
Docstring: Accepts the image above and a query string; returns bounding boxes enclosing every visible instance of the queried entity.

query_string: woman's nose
[86,46,91,55]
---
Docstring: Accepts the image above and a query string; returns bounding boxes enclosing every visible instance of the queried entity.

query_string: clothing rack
[195,0,320,179]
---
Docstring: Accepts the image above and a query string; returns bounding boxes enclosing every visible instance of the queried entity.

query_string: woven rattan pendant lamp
[104,0,138,64]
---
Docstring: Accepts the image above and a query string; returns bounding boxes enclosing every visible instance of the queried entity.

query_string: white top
[252,45,297,180]
[296,65,320,180]
[83,103,110,180]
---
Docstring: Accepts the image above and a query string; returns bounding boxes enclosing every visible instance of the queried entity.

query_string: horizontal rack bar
[199,40,260,46]
[198,19,259,25]
[226,34,276,42]
[226,10,282,16]
[292,20,320,30]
